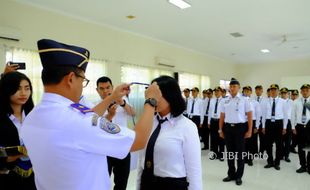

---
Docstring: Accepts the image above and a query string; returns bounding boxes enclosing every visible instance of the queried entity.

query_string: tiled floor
[112,149,310,190]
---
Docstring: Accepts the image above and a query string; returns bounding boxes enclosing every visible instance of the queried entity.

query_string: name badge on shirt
[302,115,307,124]
[271,116,275,122]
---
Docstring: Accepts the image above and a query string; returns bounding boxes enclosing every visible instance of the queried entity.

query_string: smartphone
[9,62,26,70]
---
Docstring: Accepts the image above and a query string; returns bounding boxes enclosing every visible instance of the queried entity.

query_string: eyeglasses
[74,73,90,88]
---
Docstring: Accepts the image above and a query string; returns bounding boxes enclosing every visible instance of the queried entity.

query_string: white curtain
[179,72,211,95]
[121,64,173,119]
[5,48,106,104]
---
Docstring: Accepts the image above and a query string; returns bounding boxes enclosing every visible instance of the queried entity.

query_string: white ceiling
[15,0,310,64]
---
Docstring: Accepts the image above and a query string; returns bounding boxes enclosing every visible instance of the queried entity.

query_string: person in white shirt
[187,87,204,141]
[261,84,288,170]
[243,86,262,166]
[95,76,136,190]
[290,89,299,154]
[208,86,225,160]
[219,78,253,186]
[137,76,202,190]
[20,39,162,190]
[201,89,213,150]
[291,84,310,174]
[183,88,191,118]
[255,85,267,154]
[280,87,293,163]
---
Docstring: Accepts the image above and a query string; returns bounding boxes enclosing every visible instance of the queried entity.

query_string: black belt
[225,123,244,127]
[211,118,219,121]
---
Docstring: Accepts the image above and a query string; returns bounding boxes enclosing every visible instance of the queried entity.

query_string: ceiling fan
[276,34,307,46]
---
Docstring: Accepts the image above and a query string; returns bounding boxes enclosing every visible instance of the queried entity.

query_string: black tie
[206,99,210,115]
[257,96,260,102]
[272,98,276,116]
[144,116,168,173]
[214,98,219,114]
[303,99,307,116]
[190,99,195,114]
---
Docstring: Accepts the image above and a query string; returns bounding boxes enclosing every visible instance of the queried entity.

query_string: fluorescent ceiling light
[168,0,191,9]
[260,49,270,53]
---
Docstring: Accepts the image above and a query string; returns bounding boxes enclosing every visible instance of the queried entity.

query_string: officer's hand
[106,104,117,121]
[219,132,225,139]
[262,128,266,135]
[111,83,130,102]
[6,155,23,163]
[199,124,203,128]
[292,129,297,135]
[253,128,258,134]
[244,131,252,138]
[4,62,19,74]
[145,82,162,101]
[208,124,211,129]
[282,129,286,135]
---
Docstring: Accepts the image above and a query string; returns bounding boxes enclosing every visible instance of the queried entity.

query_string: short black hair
[151,75,185,117]
[96,76,113,87]
[41,66,83,85]
[0,72,34,116]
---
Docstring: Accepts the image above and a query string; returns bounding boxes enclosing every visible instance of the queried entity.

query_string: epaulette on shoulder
[70,103,93,114]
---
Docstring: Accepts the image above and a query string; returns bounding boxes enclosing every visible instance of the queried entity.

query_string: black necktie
[144,116,167,173]
[302,99,307,116]
[206,99,210,115]
[257,96,260,102]
[190,99,195,114]
[272,98,276,116]
[214,98,219,114]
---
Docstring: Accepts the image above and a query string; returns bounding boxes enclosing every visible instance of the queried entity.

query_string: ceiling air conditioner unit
[155,57,175,68]
[0,26,21,41]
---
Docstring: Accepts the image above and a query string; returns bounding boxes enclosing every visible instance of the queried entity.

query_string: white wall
[236,59,310,90]
[0,0,236,87]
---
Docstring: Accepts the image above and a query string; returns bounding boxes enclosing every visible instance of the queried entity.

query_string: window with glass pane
[179,72,210,94]
[5,48,106,104]
[220,79,230,90]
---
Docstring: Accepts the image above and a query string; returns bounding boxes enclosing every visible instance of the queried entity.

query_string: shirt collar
[42,92,75,106]
[8,111,26,123]
[156,112,178,126]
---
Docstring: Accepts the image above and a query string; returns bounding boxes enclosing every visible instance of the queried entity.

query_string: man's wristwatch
[120,100,126,107]
[144,98,157,108]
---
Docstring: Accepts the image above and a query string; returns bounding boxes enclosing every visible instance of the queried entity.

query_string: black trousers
[265,119,283,166]
[258,119,266,153]
[282,120,292,158]
[0,171,36,190]
[107,153,131,190]
[223,123,246,179]
[201,116,210,148]
[296,124,310,169]
[190,116,201,138]
[245,120,258,162]
[140,171,188,190]
[210,118,224,158]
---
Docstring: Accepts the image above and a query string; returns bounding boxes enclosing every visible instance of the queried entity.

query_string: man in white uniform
[20,39,161,190]
[96,76,135,190]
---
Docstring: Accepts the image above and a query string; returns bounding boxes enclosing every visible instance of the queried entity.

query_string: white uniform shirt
[8,111,26,144]
[187,97,204,124]
[183,97,191,114]
[208,97,223,124]
[282,98,293,120]
[220,93,252,123]
[291,96,310,129]
[137,114,202,190]
[202,98,211,117]
[247,98,262,128]
[21,93,135,190]
[261,97,288,129]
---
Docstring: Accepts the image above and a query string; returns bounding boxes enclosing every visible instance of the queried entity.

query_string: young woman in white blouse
[137,75,202,190]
